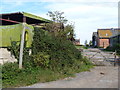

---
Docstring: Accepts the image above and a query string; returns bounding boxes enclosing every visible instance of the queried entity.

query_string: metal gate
[88,50,120,66]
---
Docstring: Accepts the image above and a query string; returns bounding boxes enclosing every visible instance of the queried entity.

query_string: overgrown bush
[32,52,50,68]
[31,27,92,72]
[2,62,61,88]
[2,26,93,88]
[7,41,33,68]
[7,41,20,60]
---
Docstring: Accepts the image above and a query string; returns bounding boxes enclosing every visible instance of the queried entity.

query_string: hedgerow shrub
[4,27,92,73]
[32,52,50,68]
[31,27,92,72]
[7,41,20,60]
[7,40,34,68]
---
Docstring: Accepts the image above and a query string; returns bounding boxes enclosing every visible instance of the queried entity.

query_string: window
[106,33,108,36]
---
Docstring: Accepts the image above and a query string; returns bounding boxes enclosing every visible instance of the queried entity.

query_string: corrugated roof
[111,29,120,37]
[21,12,51,22]
[98,28,120,38]
[110,29,120,38]
[98,29,112,38]
[0,12,51,23]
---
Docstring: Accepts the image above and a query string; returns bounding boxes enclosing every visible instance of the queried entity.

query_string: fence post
[114,50,117,66]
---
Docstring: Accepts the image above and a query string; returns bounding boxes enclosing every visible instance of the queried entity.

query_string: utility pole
[19,16,26,69]
[19,23,26,69]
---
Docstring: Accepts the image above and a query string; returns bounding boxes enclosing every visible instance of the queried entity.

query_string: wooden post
[19,23,26,69]
[114,50,117,66]
[103,42,104,48]
[23,16,26,22]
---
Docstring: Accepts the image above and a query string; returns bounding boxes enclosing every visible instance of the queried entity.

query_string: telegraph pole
[19,16,26,69]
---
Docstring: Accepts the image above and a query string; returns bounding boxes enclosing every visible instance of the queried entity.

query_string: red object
[0,18,20,24]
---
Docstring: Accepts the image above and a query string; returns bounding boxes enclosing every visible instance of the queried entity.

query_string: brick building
[92,28,120,48]
[97,29,112,48]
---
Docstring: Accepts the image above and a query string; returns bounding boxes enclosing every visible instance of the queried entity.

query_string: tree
[45,11,67,37]
[89,40,92,46]
[84,40,88,46]
[45,11,75,41]
[64,23,75,41]
[47,11,67,23]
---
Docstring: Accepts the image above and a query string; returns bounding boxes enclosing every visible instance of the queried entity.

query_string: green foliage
[105,43,120,55]
[46,11,75,40]
[75,45,81,49]
[2,26,93,88]
[7,41,33,68]
[64,24,75,41]
[2,63,68,88]
[45,22,64,37]
[83,46,88,49]
[32,52,50,68]
[47,11,67,23]
[2,61,93,88]
[7,41,20,60]
[89,40,92,46]
[84,40,88,46]
[32,27,92,72]
[2,63,22,87]
[106,43,120,51]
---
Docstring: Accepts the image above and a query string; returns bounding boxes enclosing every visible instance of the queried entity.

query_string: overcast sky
[1,0,119,44]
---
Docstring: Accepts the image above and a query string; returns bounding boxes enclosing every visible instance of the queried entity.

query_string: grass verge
[75,45,87,49]
[2,61,93,88]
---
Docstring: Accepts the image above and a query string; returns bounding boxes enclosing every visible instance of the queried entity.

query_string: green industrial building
[0,12,50,47]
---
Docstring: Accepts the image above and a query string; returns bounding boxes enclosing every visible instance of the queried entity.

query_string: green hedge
[31,27,92,72]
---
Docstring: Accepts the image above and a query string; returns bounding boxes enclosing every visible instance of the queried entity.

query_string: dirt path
[22,48,119,88]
